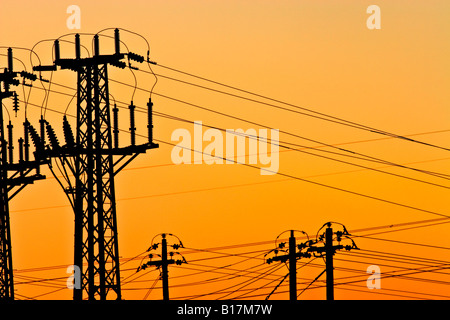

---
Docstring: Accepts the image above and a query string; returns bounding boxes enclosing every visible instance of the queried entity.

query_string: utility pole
[288,231,296,301]
[325,226,334,301]
[266,223,358,301]
[266,230,311,301]
[0,48,45,299]
[160,234,170,300]
[138,233,186,300]
[33,29,159,300]
[307,222,358,301]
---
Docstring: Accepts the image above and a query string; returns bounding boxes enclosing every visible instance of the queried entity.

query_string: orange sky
[1,0,450,300]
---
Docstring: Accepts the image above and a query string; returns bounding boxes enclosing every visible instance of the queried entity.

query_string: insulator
[23,120,30,161]
[27,122,42,148]
[128,52,144,63]
[20,71,37,81]
[75,34,81,60]
[13,92,19,116]
[129,102,136,146]
[7,121,13,163]
[113,104,119,148]
[33,65,57,72]
[62,115,75,147]
[94,34,100,57]
[114,28,120,55]
[18,138,24,162]
[3,80,10,92]
[7,48,13,73]
[109,60,126,69]
[39,116,46,144]
[54,39,60,61]
[147,98,153,143]
[27,121,44,158]
[46,122,60,150]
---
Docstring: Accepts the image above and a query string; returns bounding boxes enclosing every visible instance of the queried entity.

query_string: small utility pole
[307,222,358,301]
[288,231,297,301]
[160,234,170,300]
[266,230,311,301]
[138,233,186,300]
[325,226,334,301]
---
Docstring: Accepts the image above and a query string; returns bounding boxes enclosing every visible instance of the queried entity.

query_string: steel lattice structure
[0,49,46,299]
[0,102,13,300]
[74,61,122,300]
[34,30,158,300]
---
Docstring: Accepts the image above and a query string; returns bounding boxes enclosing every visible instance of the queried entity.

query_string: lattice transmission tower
[0,48,47,299]
[33,29,158,300]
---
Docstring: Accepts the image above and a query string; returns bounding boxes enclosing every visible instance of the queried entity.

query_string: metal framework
[0,48,45,299]
[74,61,121,300]
[0,95,13,300]
[34,30,158,300]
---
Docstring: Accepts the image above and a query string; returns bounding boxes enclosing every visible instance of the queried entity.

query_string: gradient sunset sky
[1,0,450,300]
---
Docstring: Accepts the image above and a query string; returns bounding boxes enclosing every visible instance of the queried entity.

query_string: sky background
[1,0,450,300]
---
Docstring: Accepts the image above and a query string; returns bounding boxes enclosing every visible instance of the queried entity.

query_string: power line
[155,138,450,219]
[109,77,450,181]
[150,63,450,152]
[14,82,450,202]
[354,234,450,251]
[24,76,450,183]
[169,263,286,300]
[6,32,450,302]
[28,70,440,185]
[28,80,450,181]
[151,111,450,190]
[339,250,450,268]
[334,286,431,300]
[49,31,445,156]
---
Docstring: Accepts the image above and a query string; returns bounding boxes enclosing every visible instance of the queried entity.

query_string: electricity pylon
[0,48,46,299]
[33,29,158,300]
